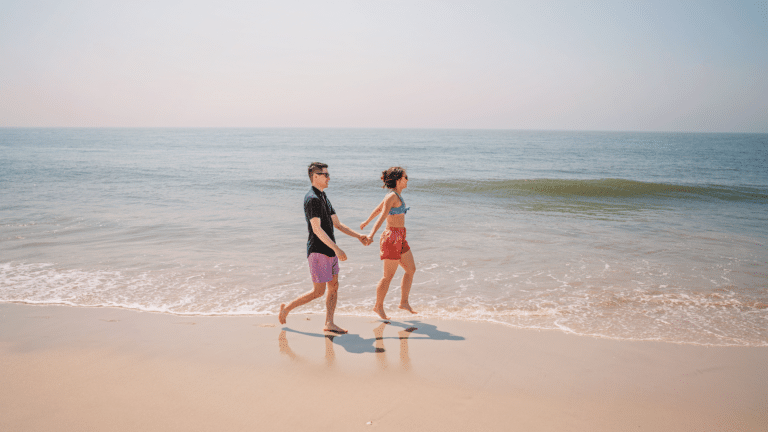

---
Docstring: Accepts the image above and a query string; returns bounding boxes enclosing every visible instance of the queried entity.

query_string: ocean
[1,128,766,346]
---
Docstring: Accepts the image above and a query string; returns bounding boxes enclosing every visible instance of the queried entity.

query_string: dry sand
[1,303,766,431]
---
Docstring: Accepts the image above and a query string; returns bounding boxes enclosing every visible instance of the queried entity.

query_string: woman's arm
[366,194,396,241]
[332,215,370,246]
[360,201,384,230]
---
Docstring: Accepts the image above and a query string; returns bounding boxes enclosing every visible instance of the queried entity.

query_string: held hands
[358,222,375,246]
[358,234,372,246]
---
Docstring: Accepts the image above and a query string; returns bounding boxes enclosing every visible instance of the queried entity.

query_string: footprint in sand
[258,324,276,328]
[99,319,119,322]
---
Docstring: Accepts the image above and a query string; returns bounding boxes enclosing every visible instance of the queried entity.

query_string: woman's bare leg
[398,250,418,314]
[373,259,400,319]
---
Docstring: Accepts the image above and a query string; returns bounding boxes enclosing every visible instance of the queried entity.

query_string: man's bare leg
[397,251,418,314]
[279,282,326,324]
[324,275,347,334]
[373,260,399,320]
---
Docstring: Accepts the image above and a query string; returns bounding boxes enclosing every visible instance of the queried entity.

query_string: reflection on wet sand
[325,335,336,368]
[398,327,417,371]
[278,330,301,361]
[374,322,417,371]
[278,320,464,370]
[279,330,339,367]
[373,322,388,369]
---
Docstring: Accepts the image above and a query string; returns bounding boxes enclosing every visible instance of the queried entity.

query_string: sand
[1,302,766,431]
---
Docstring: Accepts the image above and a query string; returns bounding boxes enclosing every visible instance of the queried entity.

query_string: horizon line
[1,126,766,134]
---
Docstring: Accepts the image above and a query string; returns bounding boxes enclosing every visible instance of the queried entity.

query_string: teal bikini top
[388,191,409,215]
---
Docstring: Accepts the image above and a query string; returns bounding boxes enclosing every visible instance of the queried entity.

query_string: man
[278,162,371,334]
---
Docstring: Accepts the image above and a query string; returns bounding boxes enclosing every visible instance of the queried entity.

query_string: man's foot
[278,304,288,324]
[324,323,348,334]
[372,306,389,320]
[398,303,418,314]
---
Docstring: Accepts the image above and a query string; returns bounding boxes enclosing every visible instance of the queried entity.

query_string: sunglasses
[315,172,330,178]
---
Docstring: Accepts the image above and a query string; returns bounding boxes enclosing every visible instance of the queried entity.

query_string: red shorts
[380,227,410,260]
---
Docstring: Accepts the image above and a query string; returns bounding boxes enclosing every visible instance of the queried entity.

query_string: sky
[1,0,767,132]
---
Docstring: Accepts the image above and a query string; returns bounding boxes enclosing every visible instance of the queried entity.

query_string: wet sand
[1,303,766,431]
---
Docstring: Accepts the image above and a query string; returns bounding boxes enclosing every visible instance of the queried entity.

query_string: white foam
[2,260,766,346]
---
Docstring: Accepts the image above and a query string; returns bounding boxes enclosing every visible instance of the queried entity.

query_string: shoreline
[4,300,763,348]
[2,303,766,431]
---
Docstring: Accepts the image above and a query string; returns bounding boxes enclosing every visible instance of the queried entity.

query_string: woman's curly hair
[381,166,406,189]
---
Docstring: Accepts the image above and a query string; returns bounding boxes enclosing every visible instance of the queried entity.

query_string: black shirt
[304,186,336,257]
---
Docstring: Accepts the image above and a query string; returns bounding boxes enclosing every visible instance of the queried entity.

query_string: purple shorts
[308,253,339,283]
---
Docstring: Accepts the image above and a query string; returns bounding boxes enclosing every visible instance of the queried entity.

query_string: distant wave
[417,179,768,202]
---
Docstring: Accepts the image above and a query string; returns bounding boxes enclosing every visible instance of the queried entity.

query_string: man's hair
[381,166,406,189]
[308,162,328,181]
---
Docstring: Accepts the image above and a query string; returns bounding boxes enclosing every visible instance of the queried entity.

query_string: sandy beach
[1,303,765,431]
[4,0,767,430]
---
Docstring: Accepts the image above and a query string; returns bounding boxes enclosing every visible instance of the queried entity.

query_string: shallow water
[1,128,766,345]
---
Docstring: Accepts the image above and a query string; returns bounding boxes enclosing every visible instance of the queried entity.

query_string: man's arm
[332,215,370,246]
[310,217,347,261]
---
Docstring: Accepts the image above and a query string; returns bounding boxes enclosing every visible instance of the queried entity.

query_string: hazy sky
[1,0,767,131]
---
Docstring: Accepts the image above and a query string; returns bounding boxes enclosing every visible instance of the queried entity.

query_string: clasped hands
[358,221,373,246]
[358,234,373,246]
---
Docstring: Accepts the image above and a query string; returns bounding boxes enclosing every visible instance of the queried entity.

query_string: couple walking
[278,162,417,333]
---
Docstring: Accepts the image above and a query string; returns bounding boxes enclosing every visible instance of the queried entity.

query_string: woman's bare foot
[372,306,389,320]
[324,322,348,334]
[278,304,288,324]
[398,303,418,314]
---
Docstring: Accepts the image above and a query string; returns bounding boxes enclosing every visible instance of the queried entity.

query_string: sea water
[1,128,766,346]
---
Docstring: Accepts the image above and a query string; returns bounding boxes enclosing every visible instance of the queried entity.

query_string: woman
[361,167,418,320]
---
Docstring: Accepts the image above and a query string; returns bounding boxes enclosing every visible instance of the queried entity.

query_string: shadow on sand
[279,320,465,370]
